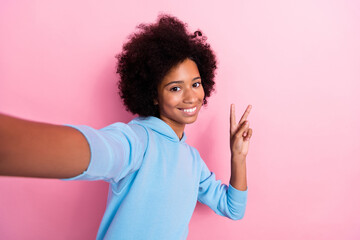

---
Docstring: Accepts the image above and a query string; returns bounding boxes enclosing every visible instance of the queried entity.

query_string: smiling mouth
[179,106,197,113]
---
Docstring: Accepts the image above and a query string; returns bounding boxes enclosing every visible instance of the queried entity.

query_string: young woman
[0,14,253,239]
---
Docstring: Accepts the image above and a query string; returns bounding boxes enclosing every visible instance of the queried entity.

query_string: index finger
[230,104,236,131]
[239,105,252,124]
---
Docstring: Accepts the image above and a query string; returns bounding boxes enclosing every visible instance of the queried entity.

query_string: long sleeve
[197,159,248,220]
[62,122,147,183]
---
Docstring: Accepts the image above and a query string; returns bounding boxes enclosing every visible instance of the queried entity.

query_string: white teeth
[183,107,196,113]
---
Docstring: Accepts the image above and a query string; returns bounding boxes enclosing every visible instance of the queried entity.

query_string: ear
[153,99,159,105]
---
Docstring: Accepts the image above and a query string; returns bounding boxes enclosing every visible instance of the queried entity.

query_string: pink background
[1,0,359,239]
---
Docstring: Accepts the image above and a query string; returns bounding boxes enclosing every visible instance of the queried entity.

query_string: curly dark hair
[116,14,217,117]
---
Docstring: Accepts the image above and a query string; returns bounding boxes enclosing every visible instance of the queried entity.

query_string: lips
[178,106,198,115]
[181,106,196,113]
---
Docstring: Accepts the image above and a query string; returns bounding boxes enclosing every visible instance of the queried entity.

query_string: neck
[160,117,185,140]
[172,125,185,140]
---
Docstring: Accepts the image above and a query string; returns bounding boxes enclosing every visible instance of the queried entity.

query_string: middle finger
[239,105,252,124]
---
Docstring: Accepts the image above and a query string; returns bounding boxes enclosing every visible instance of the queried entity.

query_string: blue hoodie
[64,116,247,240]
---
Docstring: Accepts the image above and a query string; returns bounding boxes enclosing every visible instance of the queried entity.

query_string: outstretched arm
[229,104,253,191]
[0,113,90,178]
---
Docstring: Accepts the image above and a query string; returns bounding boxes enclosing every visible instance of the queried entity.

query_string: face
[155,58,205,132]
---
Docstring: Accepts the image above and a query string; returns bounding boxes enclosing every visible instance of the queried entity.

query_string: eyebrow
[164,77,201,87]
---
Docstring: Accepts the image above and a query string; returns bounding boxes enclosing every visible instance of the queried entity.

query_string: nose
[183,88,197,104]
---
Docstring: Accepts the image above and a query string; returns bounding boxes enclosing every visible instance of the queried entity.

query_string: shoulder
[184,143,206,165]
[101,119,148,140]
[187,144,200,156]
[83,119,149,154]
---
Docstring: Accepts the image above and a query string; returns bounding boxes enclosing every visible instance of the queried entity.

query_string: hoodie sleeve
[197,159,248,220]
[61,122,147,183]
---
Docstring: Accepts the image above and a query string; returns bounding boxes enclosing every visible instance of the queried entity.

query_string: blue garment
[64,116,247,240]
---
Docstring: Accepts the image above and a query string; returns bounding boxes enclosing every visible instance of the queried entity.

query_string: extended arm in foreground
[0,114,90,178]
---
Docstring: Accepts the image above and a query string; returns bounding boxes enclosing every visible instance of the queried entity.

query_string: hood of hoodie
[130,116,187,143]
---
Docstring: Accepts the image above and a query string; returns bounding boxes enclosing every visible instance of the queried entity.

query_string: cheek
[160,92,180,108]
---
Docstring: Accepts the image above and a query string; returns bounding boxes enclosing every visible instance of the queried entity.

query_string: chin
[183,115,199,125]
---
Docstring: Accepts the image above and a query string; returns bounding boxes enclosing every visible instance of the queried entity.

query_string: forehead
[161,58,200,85]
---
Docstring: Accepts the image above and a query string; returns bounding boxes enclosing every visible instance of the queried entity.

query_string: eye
[193,82,202,88]
[170,86,181,92]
